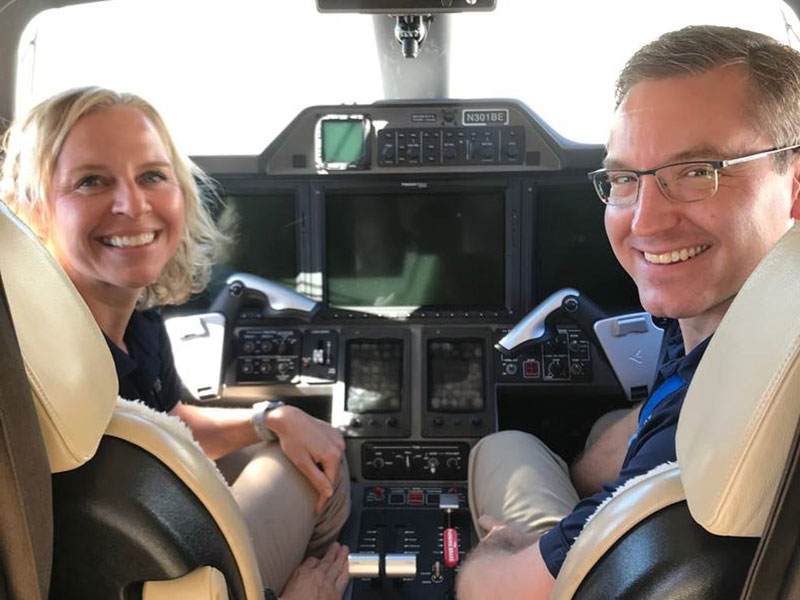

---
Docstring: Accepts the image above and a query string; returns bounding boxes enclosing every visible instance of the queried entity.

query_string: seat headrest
[677,223,800,536]
[0,202,117,472]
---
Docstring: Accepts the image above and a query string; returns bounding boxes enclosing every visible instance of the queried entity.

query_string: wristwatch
[263,588,279,600]
[251,400,286,442]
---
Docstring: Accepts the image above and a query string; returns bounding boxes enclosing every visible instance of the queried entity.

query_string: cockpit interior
[1,2,799,600]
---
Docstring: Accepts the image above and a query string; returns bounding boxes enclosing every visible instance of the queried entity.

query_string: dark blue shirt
[105,309,184,413]
[539,321,711,577]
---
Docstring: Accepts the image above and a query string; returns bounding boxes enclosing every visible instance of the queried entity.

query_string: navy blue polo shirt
[105,309,184,413]
[539,321,711,577]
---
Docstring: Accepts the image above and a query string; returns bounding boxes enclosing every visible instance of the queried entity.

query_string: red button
[374,486,383,500]
[523,359,541,379]
[408,490,424,505]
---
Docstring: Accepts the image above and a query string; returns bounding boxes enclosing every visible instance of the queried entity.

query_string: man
[458,25,800,599]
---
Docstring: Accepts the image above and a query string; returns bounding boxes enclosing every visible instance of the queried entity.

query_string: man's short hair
[616,25,800,171]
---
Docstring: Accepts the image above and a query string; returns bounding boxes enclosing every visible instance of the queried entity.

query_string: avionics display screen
[535,183,640,313]
[428,340,485,412]
[321,119,366,164]
[345,340,403,413]
[218,194,299,288]
[326,191,505,308]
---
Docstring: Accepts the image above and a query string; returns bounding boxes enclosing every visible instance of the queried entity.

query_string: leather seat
[0,202,264,598]
[551,224,800,599]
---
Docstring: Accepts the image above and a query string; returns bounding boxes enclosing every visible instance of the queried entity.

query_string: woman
[0,87,350,599]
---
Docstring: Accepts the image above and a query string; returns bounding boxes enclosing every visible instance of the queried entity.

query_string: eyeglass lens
[595,163,718,205]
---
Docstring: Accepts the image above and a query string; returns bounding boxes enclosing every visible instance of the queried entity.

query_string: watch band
[263,588,279,600]
[251,400,285,442]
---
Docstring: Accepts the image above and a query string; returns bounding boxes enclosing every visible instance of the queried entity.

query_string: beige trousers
[468,430,580,539]
[217,442,351,592]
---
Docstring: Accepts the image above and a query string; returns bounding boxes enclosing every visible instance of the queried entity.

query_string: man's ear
[791,161,800,220]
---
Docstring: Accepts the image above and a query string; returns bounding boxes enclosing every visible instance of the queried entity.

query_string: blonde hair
[0,86,228,308]
[616,25,800,171]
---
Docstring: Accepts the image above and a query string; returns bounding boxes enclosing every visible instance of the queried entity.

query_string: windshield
[16,0,800,154]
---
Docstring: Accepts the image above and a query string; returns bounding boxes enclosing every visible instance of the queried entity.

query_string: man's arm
[570,405,641,497]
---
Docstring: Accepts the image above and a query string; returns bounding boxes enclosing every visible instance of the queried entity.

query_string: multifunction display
[428,340,485,412]
[326,191,505,310]
[346,340,404,413]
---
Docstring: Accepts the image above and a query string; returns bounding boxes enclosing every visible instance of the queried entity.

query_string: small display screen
[536,183,641,313]
[345,340,403,413]
[182,193,299,309]
[326,191,505,308]
[322,119,365,164]
[428,340,485,412]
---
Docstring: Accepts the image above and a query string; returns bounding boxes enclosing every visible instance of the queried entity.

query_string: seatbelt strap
[0,276,52,599]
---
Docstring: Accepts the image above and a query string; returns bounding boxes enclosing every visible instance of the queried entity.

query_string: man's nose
[630,175,679,236]
[112,179,150,217]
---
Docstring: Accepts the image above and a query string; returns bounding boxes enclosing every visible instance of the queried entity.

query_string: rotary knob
[381,145,396,161]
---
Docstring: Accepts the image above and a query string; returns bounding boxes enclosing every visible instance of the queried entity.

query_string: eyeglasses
[588,144,800,206]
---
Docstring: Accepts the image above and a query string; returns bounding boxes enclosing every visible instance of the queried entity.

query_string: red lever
[444,527,459,568]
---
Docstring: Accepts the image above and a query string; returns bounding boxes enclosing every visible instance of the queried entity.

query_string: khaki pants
[468,430,579,539]
[217,443,351,592]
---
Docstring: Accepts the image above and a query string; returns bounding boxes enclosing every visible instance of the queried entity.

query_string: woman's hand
[280,542,350,600]
[266,405,346,513]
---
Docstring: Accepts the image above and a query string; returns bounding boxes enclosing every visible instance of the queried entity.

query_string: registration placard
[462,108,509,126]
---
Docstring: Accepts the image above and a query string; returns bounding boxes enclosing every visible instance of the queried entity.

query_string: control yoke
[210,273,320,323]
[497,288,666,402]
[495,288,606,356]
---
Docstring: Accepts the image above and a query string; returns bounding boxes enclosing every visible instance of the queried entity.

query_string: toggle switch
[431,560,444,583]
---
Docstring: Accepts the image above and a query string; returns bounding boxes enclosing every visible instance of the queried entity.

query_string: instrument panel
[182,99,639,487]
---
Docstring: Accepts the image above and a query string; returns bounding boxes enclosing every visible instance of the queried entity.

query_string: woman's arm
[170,402,346,513]
[170,402,258,459]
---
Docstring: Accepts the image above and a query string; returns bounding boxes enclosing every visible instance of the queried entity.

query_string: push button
[523,359,541,379]
[408,490,424,505]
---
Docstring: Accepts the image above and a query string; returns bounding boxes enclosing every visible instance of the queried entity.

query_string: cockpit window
[15,1,382,155]
[15,0,800,153]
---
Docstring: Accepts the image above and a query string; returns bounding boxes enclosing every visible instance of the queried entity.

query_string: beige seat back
[0,202,263,599]
[0,202,117,473]
[552,223,800,599]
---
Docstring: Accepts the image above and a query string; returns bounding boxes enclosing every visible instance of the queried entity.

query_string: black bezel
[420,327,496,437]
[314,177,521,320]
[337,328,412,438]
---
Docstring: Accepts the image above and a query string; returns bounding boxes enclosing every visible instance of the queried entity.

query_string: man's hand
[280,542,350,600]
[266,405,346,514]
[457,519,555,600]
[478,515,541,551]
